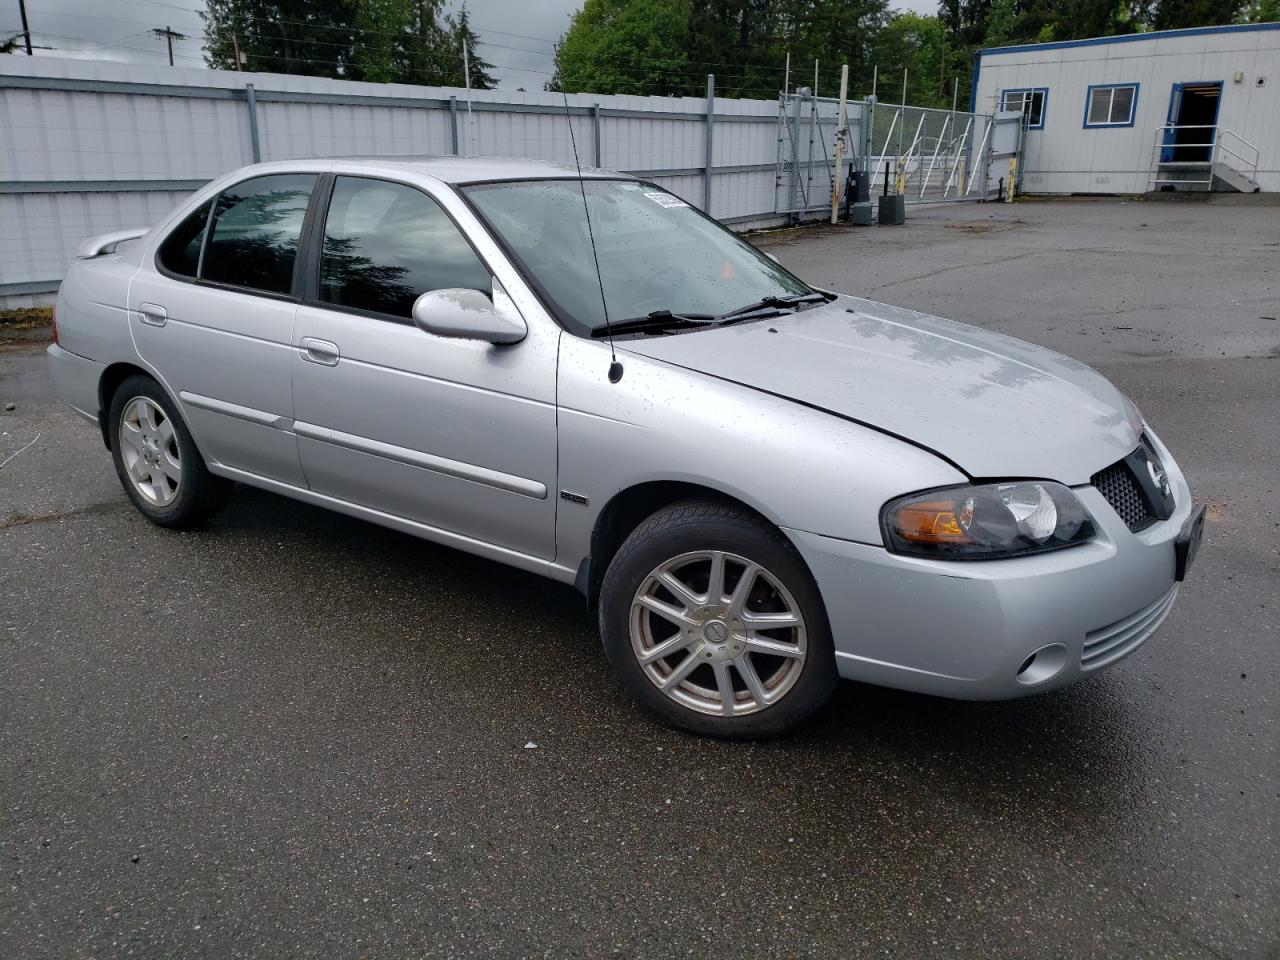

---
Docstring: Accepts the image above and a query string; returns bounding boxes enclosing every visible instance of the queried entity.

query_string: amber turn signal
[893,498,974,543]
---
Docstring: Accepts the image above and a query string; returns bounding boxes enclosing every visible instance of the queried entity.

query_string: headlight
[882,481,1095,559]
[1124,396,1145,437]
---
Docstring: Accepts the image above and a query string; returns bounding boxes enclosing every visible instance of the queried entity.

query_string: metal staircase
[1149,125,1261,193]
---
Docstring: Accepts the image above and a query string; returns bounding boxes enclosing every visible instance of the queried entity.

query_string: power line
[11,0,888,101]
[9,0,872,96]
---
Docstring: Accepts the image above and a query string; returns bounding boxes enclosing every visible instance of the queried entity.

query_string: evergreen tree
[203,0,358,76]
[1152,0,1245,28]
[447,4,496,90]
[204,0,472,86]
[1242,0,1280,19]
[871,13,948,107]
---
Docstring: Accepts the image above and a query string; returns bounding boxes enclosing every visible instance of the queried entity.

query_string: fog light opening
[1016,643,1069,686]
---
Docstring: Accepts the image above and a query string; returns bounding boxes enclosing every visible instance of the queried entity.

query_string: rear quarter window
[156,200,213,278]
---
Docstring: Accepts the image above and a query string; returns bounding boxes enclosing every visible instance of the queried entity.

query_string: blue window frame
[1000,87,1048,129]
[1083,83,1139,128]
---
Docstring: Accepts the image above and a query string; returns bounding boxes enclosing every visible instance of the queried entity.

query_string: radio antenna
[560,86,623,383]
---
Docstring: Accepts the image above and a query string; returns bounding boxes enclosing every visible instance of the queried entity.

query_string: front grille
[1082,587,1178,670]
[1092,460,1157,531]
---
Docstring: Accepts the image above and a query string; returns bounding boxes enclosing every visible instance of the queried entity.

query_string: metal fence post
[704,74,715,214]
[449,96,459,155]
[592,103,602,168]
[244,83,261,163]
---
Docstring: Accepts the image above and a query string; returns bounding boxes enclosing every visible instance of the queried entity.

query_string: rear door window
[201,174,316,295]
[318,176,491,319]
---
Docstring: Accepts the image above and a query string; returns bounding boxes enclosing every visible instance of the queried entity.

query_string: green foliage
[202,0,493,88]
[551,0,890,98]
[549,0,692,95]
[982,0,1019,46]
[202,0,357,76]
[871,14,949,107]
[1152,0,1245,28]
[201,0,1278,104]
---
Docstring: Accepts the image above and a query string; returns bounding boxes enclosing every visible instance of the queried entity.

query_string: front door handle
[138,302,167,326]
[299,337,340,366]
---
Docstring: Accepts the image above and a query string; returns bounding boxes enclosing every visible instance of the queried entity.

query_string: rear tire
[108,375,232,529]
[599,499,838,739]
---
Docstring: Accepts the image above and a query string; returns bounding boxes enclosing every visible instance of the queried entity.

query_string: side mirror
[410,288,527,345]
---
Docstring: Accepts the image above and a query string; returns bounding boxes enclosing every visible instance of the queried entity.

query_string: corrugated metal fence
[1,58,784,306]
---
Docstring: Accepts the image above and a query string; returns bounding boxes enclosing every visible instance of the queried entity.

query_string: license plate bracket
[1174,505,1206,582]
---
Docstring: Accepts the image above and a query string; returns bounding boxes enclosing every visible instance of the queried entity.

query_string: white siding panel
[0,57,980,301]
[0,190,190,286]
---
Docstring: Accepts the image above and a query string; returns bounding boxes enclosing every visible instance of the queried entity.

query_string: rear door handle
[138,302,167,326]
[299,337,340,366]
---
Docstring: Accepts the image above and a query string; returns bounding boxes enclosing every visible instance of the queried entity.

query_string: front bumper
[787,433,1195,700]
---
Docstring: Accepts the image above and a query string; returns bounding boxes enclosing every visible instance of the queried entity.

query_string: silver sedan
[46,157,1205,737]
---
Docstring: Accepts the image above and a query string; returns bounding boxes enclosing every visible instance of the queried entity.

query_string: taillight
[50,304,58,345]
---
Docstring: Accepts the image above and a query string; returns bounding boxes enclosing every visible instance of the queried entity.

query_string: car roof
[332,155,633,185]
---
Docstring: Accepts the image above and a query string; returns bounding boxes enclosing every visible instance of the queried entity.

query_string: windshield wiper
[590,310,717,338]
[717,291,832,322]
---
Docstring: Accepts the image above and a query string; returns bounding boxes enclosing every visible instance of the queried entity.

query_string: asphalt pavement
[2,197,1277,958]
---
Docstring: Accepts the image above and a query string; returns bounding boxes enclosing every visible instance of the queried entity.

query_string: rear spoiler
[77,228,149,259]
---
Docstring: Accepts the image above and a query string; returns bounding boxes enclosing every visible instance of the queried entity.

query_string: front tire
[599,500,838,739]
[108,375,231,528]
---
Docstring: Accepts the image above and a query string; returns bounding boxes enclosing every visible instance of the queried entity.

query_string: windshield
[461,179,813,337]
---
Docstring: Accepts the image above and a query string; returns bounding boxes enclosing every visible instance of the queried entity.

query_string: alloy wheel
[629,549,808,717]
[118,396,182,506]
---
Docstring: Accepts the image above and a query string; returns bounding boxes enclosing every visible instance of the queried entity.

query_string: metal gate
[774,90,866,217]
[986,109,1025,200]
[776,94,1015,215]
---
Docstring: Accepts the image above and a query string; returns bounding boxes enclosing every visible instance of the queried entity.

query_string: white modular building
[971,22,1280,194]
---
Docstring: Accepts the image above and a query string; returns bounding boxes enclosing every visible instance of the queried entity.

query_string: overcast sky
[2,0,937,89]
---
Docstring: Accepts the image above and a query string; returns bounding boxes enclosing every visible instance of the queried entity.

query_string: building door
[1163,82,1222,163]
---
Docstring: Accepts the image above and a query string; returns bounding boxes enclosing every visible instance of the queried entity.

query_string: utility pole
[462,39,474,156]
[232,32,243,71]
[151,26,186,66]
[830,63,849,225]
[17,0,32,54]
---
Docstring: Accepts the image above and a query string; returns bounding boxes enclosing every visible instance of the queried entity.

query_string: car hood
[617,295,1140,484]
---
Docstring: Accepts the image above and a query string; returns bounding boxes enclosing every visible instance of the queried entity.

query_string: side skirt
[208,463,580,586]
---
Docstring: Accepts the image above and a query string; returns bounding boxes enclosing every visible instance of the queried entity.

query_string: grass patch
[1,307,53,330]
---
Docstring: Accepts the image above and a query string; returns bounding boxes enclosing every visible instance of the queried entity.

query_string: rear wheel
[599,500,838,738]
[108,375,231,528]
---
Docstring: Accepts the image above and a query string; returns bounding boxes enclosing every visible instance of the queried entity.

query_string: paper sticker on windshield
[644,192,688,208]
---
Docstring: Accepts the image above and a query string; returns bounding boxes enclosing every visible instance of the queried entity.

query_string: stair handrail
[1150,124,1260,188]
[1217,128,1260,181]
[1149,124,1214,190]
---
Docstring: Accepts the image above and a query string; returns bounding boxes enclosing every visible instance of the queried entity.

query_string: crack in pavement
[1,500,127,530]
[865,250,1045,293]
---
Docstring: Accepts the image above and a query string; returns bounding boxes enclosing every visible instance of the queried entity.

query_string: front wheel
[108,375,231,528]
[599,500,838,739]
